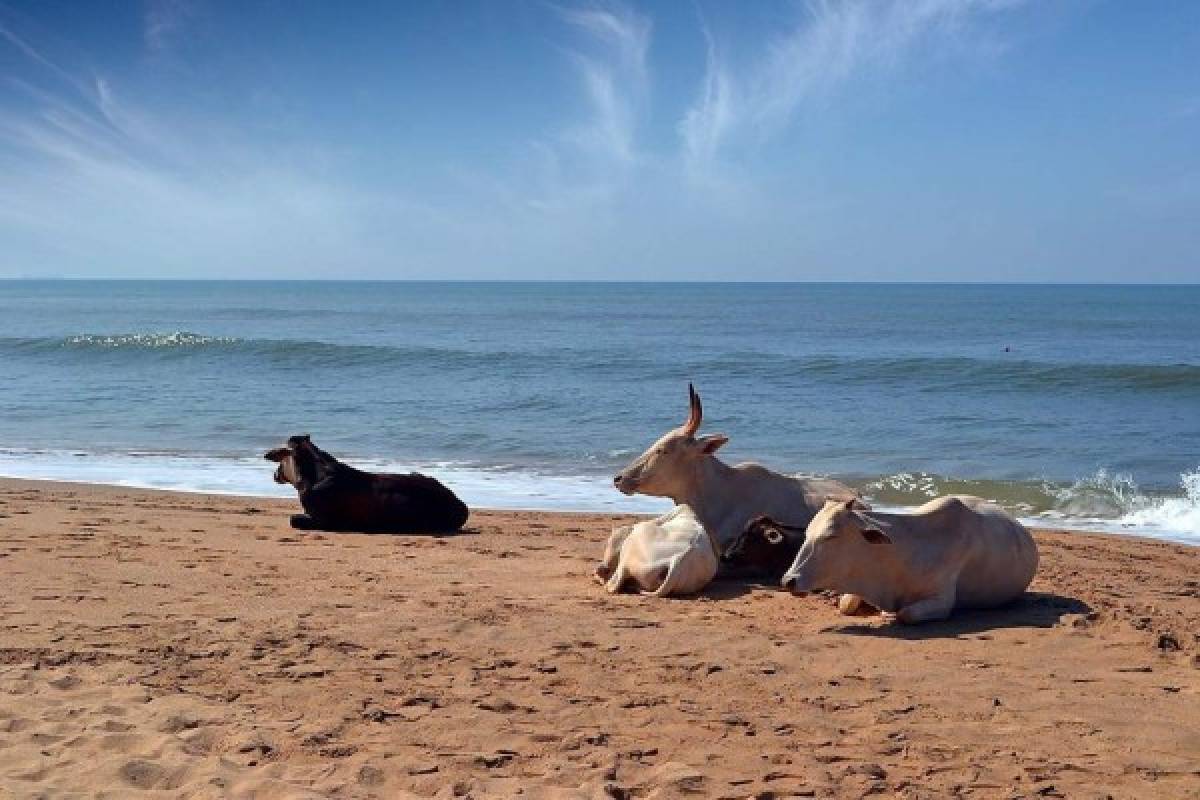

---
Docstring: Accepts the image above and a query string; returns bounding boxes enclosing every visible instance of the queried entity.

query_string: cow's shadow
[699,577,772,601]
[292,524,480,538]
[828,592,1092,639]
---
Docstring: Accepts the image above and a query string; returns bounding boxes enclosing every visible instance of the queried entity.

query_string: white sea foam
[0,449,665,515]
[0,449,1196,544]
[1043,468,1143,518]
[62,332,239,348]
[1025,467,1200,545]
[1107,468,1200,545]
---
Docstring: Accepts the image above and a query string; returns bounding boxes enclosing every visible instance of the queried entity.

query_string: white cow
[781,496,1039,624]
[593,505,718,597]
[613,384,861,558]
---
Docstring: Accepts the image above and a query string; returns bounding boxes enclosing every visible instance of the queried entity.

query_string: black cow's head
[722,515,805,575]
[264,434,325,490]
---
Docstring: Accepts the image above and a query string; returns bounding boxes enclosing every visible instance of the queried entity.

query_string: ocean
[0,281,1197,544]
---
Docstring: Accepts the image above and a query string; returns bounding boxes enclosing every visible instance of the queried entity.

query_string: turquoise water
[0,281,1197,542]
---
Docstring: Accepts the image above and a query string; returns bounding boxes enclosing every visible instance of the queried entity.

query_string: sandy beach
[0,478,1197,799]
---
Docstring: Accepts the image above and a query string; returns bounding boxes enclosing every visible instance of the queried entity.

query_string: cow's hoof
[837,594,877,616]
[593,565,612,583]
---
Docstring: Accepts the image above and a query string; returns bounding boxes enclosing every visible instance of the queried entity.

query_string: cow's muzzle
[612,474,636,495]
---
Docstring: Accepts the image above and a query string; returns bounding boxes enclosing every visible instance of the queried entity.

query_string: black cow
[720,515,807,580]
[264,435,469,533]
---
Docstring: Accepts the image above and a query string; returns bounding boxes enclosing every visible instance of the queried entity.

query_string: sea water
[0,281,1196,544]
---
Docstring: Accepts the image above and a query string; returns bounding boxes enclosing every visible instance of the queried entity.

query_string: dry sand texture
[0,479,1197,799]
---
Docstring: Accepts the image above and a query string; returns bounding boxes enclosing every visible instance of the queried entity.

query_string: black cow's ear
[264,447,289,462]
[861,528,892,545]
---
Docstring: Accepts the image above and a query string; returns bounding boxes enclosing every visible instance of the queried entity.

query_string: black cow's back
[297,461,468,533]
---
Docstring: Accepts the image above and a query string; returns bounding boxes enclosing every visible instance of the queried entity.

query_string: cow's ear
[764,527,784,545]
[264,447,289,462]
[861,528,892,545]
[696,434,729,454]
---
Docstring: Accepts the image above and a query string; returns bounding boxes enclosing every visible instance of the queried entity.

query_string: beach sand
[0,479,1196,799]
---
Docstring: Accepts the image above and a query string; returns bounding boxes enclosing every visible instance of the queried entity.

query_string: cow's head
[613,384,728,500]
[781,499,891,596]
[264,434,322,489]
[722,515,803,573]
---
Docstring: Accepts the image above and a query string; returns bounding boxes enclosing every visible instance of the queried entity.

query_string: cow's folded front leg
[596,525,632,586]
[289,513,320,530]
[605,564,630,594]
[895,589,955,624]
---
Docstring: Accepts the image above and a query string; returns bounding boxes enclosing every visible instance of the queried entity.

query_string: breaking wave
[62,332,238,348]
[861,467,1200,543]
[4,335,1198,394]
[1093,468,1200,543]
[0,332,529,370]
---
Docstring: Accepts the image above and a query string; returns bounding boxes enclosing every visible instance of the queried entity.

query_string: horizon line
[2,278,1199,287]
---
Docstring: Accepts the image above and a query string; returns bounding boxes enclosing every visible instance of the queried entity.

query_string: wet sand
[0,478,1197,799]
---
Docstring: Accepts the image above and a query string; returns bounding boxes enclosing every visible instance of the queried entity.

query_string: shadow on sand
[830,591,1092,639]
[699,578,769,601]
[295,524,479,538]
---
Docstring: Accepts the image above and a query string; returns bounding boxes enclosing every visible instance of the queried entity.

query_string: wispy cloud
[448,1,657,238]
[678,16,733,172]
[554,2,651,166]
[1,1,1121,280]
[681,0,1028,170]
[0,18,96,102]
[0,12,385,276]
[144,0,197,55]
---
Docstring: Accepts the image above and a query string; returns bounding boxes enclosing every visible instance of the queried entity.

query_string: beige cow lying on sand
[594,505,718,597]
[781,496,1038,624]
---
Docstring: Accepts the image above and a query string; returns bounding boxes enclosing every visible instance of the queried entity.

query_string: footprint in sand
[117,759,190,791]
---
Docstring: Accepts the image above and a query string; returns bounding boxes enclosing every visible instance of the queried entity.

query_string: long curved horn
[683,383,702,436]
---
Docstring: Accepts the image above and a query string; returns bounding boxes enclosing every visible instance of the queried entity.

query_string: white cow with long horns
[613,384,862,561]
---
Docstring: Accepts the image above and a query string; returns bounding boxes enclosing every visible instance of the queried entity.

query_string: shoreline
[1,478,1197,797]
[1,469,1196,547]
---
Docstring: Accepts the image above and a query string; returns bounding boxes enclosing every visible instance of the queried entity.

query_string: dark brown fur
[264,435,468,533]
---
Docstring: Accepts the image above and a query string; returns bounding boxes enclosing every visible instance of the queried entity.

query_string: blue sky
[0,1,1197,280]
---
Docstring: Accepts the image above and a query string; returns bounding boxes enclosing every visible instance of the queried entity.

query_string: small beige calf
[593,505,718,597]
